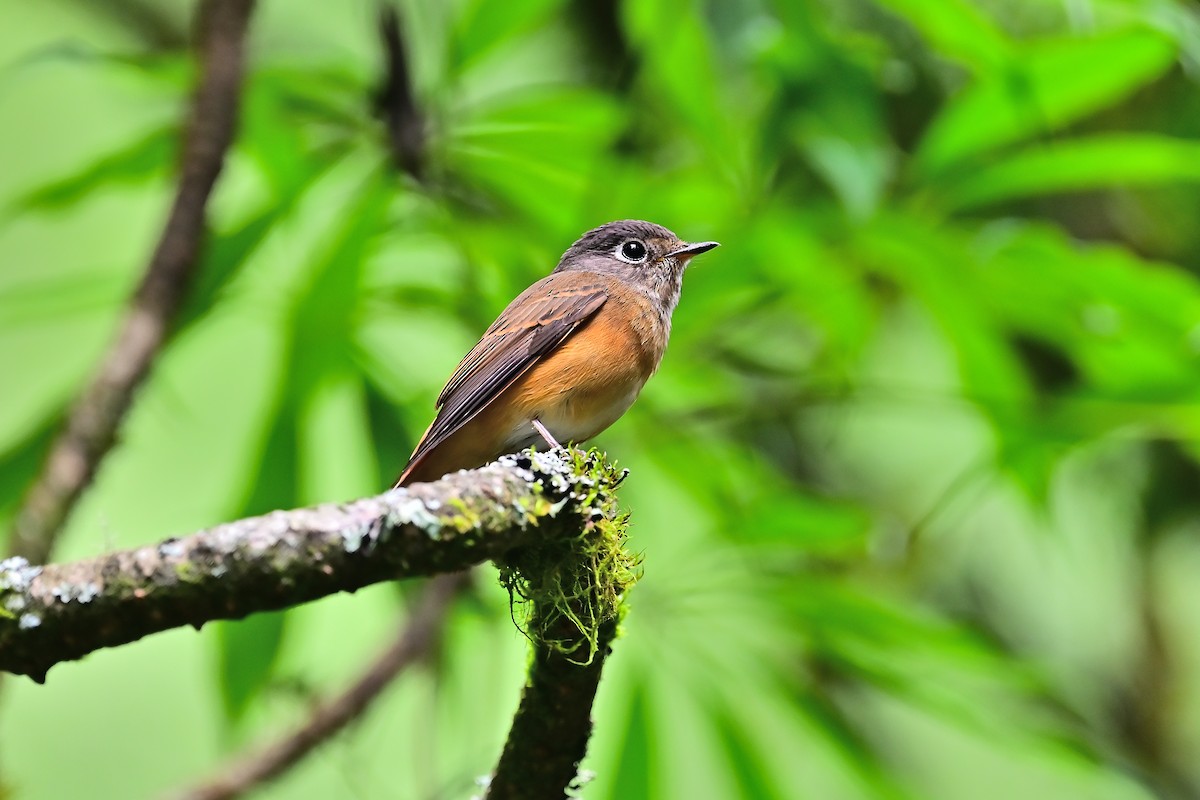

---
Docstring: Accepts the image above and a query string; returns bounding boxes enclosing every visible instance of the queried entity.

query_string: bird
[395,219,718,487]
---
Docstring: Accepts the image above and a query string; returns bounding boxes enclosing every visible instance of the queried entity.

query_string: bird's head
[554,219,719,306]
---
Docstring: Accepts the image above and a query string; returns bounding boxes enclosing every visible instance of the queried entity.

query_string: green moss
[498,448,641,665]
[443,496,481,534]
[174,561,200,582]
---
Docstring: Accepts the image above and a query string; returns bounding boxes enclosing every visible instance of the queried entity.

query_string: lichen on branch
[0,449,621,683]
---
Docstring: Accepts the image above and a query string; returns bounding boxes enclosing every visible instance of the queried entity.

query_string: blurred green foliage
[3,0,1200,798]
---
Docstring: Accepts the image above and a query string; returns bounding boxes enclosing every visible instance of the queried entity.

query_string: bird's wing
[398,272,609,482]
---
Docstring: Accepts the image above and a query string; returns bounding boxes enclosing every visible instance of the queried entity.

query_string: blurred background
[3,0,1200,798]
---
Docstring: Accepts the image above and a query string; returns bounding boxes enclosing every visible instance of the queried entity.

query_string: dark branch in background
[7,0,256,565]
[1123,439,1200,798]
[568,0,638,91]
[1114,565,1193,800]
[372,4,425,179]
[166,573,469,800]
[0,452,602,683]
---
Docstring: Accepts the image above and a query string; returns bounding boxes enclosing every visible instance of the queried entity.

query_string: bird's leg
[531,419,563,450]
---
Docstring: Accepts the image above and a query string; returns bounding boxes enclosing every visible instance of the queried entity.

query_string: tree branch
[8,0,256,564]
[485,602,619,800]
[0,450,611,683]
[486,458,637,799]
[166,572,469,800]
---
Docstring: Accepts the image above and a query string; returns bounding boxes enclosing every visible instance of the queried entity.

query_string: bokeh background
[4,1,1200,798]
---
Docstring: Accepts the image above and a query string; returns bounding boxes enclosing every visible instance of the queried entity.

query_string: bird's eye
[617,239,648,263]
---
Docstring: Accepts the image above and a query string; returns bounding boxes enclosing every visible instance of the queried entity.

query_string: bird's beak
[667,240,720,263]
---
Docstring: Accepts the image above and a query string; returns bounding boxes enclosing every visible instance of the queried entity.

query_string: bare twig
[166,572,469,800]
[0,450,611,682]
[8,0,256,564]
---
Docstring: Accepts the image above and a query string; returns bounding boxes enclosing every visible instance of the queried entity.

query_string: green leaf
[858,215,1034,407]
[176,209,281,333]
[711,704,787,800]
[745,209,877,368]
[995,424,1063,507]
[362,377,419,490]
[293,175,393,331]
[16,127,175,211]
[212,390,298,724]
[216,610,288,725]
[297,370,378,503]
[976,223,1200,400]
[782,579,1048,693]
[607,679,655,799]
[916,27,1176,176]
[791,686,917,800]
[0,416,60,529]
[620,0,745,177]
[179,148,339,342]
[742,493,872,555]
[256,65,364,127]
[869,0,1010,73]
[779,581,1086,752]
[800,135,893,219]
[447,89,623,228]
[241,70,353,198]
[234,381,300,517]
[788,79,893,219]
[940,134,1200,210]
[450,0,567,72]
[0,270,128,329]
[0,42,190,95]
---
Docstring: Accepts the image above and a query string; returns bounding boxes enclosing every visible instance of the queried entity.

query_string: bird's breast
[501,291,668,449]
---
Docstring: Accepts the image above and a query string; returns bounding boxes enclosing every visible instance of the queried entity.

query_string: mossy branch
[486,450,639,799]
[0,450,623,684]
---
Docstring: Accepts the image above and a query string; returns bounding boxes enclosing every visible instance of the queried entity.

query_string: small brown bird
[395,220,718,486]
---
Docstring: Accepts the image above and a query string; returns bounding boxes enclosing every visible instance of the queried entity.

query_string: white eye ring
[615,239,649,264]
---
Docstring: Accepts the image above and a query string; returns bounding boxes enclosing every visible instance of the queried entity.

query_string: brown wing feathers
[397,274,609,483]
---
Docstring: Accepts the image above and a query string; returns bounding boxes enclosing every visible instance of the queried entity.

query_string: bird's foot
[531,419,564,451]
